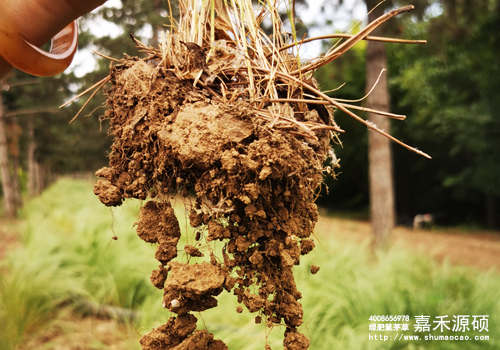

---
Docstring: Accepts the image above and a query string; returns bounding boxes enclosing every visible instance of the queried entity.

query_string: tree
[389,0,500,228]
[364,0,395,247]
[0,74,72,216]
[0,81,17,217]
[316,0,431,245]
[315,0,500,228]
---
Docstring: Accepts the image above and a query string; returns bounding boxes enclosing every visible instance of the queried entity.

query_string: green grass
[0,179,157,349]
[0,178,499,349]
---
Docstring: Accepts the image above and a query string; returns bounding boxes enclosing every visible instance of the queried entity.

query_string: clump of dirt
[162,261,228,314]
[87,0,380,346]
[94,54,332,348]
[140,313,227,350]
[310,265,320,275]
[80,1,424,348]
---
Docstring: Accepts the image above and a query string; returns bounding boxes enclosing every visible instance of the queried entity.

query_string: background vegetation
[315,0,500,228]
[0,179,499,349]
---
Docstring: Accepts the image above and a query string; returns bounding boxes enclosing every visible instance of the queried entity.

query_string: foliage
[2,67,109,177]
[388,4,500,224]
[314,1,500,226]
[0,179,155,348]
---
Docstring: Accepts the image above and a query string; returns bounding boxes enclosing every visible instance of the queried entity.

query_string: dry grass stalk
[65,0,428,158]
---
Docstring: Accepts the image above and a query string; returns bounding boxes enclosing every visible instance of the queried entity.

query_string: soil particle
[169,330,225,350]
[172,314,199,338]
[249,250,263,267]
[136,201,181,244]
[280,250,294,268]
[141,314,227,350]
[150,265,169,289]
[157,102,254,171]
[259,165,272,180]
[310,265,320,275]
[184,245,204,257]
[95,167,117,181]
[155,244,179,265]
[244,204,257,218]
[278,293,304,328]
[207,339,229,350]
[300,239,315,255]
[93,180,123,207]
[163,261,227,313]
[224,276,236,291]
[242,290,265,313]
[283,328,310,350]
[117,171,133,188]
[189,209,204,227]
[207,221,230,241]
[266,239,281,257]
[235,236,251,252]
[140,313,197,350]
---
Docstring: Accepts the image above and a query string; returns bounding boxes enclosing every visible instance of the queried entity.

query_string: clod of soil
[310,265,320,275]
[141,313,227,350]
[95,29,331,350]
[93,180,123,207]
[76,0,432,346]
[150,265,169,289]
[284,328,311,350]
[184,245,204,257]
[136,201,181,244]
[86,1,425,348]
[140,313,197,349]
[163,261,228,314]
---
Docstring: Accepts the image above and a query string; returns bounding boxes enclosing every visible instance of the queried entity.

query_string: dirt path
[315,216,500,271]
[0,218,21,260]
[18,313,139,350]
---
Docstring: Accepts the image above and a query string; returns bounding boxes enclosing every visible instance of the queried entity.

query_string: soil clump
[94,54,331,348]
[73,3,422,347]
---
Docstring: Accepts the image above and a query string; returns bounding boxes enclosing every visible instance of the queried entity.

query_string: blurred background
[0,0,499,349]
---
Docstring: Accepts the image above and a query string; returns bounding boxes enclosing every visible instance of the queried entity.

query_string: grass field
[0,178,499,350]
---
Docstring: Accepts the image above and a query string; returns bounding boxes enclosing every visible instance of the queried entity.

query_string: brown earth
[93,57,333,349]
[17,312,139,350]
[0,219,20,261]
[316,216,500,272]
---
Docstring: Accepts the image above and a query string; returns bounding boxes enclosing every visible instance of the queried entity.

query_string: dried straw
[66,0,430,158]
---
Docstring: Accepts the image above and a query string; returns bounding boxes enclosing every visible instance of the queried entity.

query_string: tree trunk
[28,115,38,197]
[35,162,48,194]
[0,94,17,217]
[8,117,23,208]
[365,2,395,248]
[11,144,22,208]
